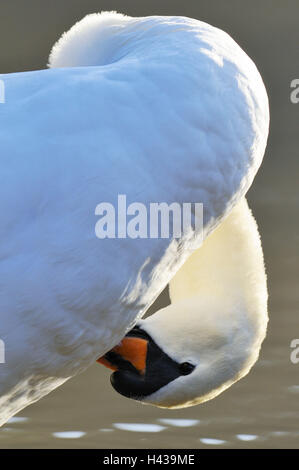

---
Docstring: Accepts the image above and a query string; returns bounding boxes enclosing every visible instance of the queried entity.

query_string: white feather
[0,12,269,423]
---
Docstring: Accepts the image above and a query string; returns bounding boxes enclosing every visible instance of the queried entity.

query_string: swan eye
[179,362,195,375]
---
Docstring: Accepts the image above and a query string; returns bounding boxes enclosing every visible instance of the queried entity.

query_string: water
[0,0,298,450]
[0,312,299,449]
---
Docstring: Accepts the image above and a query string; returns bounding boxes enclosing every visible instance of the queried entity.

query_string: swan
[0,12,269,424]
[98,198,268,408]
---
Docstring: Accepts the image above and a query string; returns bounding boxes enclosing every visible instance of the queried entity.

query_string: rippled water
[1,329,299,449]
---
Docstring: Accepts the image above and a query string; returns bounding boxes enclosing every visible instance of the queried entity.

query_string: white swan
[0,12,269,424]
[99,198,267,408]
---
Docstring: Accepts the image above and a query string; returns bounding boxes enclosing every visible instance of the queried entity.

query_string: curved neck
[169,198,268,345]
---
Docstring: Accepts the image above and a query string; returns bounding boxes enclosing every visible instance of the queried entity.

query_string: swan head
[98,295,265,408]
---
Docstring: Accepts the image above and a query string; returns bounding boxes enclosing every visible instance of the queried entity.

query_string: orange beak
[97,336,148,375]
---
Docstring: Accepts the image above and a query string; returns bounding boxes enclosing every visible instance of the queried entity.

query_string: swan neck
[169,198,268,341]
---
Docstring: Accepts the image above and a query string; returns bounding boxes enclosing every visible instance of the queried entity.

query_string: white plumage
[0,12,269,423]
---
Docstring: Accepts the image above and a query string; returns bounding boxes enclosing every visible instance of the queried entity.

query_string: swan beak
[97,337,148,375]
